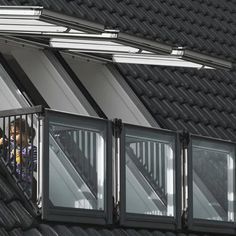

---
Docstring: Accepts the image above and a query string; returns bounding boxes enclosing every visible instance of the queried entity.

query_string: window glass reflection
[192,139,235,222]
[125,127,176,217]
[48,117,107,211]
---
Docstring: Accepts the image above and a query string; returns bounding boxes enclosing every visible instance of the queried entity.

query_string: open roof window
[0,6,232,70]
[188,135,236,234]
[119,123,181,229]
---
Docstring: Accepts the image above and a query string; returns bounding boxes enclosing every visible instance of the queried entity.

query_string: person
[9,118,37,195]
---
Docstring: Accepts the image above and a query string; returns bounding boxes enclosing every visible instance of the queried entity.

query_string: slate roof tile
[7,201,35,230]
[23,228,44,236]
[70,226,89,236]
[39,224,59,236]
[54,225,75,236]
[0,227,9,236]
[0,177,18,203]
[9,228,23,236]
[0,201,19,230]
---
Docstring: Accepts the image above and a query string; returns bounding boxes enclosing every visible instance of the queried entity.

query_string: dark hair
[10,118,36,141]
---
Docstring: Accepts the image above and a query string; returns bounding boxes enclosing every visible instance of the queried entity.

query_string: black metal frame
[41,109,113,224]
[187,134,236,235]
[119,123,181,230]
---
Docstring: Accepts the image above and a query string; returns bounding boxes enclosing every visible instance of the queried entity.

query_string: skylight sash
[51,38,139,53]
[112,53,214,69]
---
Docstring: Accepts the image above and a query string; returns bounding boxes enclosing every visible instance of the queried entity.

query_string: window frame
[41,109,113,225]
[119,123,181,230]
[187,134,236,234]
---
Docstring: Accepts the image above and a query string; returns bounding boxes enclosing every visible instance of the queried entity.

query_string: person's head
[10,118,35,146]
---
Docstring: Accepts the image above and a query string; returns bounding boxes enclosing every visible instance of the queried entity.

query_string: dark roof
[0,0,236,141]
[0,1,236,235]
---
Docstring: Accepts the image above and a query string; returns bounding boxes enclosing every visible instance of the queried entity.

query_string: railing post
[112,118,122,223]
[180,130,190,229]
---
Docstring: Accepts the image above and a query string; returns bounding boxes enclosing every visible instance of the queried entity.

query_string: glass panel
[125,126,176,217]
[0,64,29,111]
[48,115,107,211]
[192,138,235,222]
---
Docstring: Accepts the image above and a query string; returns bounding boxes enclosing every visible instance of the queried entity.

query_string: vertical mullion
[76,130,80,168]
[150,141,154,178]
[140,141,144,166]
[87,131,91,184]
[82,130,85,174]
[13,116,17,174]
[145,141,148,170]
[94,132,97,193]
[30,114,34,198]
[8,116,11,165]
[161,143,165,195]
[90,132,94,186]
[19,115,23,181]
[2,117,5,161]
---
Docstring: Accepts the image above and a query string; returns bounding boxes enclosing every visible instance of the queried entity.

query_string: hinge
[182,207,188,229]
[113,118,122,137]
[180,130,190,149]
[113,198,120,223]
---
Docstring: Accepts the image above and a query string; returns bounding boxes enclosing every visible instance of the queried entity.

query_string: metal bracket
[180,130,190,149]
[112,118,122,137]
[113,198,120,223]
[182,207,188,229]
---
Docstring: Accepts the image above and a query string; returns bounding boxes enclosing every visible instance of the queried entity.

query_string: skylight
[0,6,232,70]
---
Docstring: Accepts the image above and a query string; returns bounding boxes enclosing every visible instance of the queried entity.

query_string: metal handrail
[0,105,44,118]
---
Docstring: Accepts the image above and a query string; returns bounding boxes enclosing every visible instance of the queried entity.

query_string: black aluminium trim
[119,123,181,230]
[106,120,113,224]
[41,108,50,220]
[119,121,125,225]
[187,134,236,235]
[53,51,107,119]
[41,109,112,224]
[0,53,49,108]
